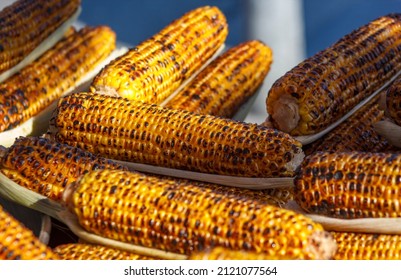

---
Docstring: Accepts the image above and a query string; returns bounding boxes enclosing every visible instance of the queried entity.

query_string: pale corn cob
[331,231,401,260]
[63,169,337,259]
[0,25,116,133]
[266,13,401,136]
[90,6,228,104]
[49,92,304,178]
[0,136,127,201]
[294,151,401,218]
[53,243,157,260]
[384,77,401,126]
[188,246,298,260]
[0,0,81,75]
[0,204,58,260]
[303,96,390,155]
[164,40,272,118]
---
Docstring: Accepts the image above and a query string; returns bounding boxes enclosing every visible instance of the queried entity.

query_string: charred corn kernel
[90,6,228,104]
[152,175,292,207]
[266,13,401,136]
[50,92,304,178]
[385,77,401,126]
[0,136,127,201]
[331,231,401,260]
[0,25,116,133]
[164,40,272,118]
[294,151,401,218]
[63,169,336,259]
[0,204,58,260]
[303,97,390,155]
[53,243,157,260]
[0,0,80,75]
[188,246,298,260]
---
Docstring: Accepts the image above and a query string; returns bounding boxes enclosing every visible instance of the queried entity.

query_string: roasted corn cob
[303,97,390,155]
[266,13,401,136]
[331,231,401,260]
[63,169,336,259]
[0,0,81,76]
[188,246,298,260]
[294,151,401,218]
[151,175,293,207]
[0,204,58,260]
[0,25,116,133]
[49,92,304,178]
[90,5,228,104]
[53,243,157,260]
[164,40,272,118]
[0,136,127,201]
[384,77,401,126]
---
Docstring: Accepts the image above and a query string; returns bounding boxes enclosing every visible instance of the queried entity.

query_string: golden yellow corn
[188,246,298,260]
[331,231,401,260]
[0,0,81,75]
[384,77,401,126]
[0,25,116,133]
[49,92,304,178]
[164,40,272,118]
[266,13,401,136]
[294,151,401,218]
[303,97,390,155]
[63,169,337,259]
[53,243,157,260]
[0,136,127,201]
[90,6,228,104]
[0,204,58,260]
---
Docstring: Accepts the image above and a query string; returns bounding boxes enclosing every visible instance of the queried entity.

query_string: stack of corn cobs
[2,0,401,261]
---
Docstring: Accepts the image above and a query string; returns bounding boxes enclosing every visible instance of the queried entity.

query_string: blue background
[79,0,401,57]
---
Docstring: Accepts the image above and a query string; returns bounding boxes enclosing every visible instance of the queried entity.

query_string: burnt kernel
[109,185,118,194]
[346,172,355,180]
[167,192,176,200]
[333,171,343,180]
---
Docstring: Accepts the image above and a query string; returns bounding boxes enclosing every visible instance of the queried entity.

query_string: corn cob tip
[62,180,78,211]
[307,231,337,260]
[268,95,300,133]
[286,146,305,174]
[89,84,121,98]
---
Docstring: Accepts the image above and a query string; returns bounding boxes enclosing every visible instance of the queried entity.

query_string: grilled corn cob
[53,243,157,260]
[188,246,298,260]
[331,231,401,260]
[164,40,272,118]
[0,0,81,76]
[303,97,390,155]
[0,204,58,260]
[90,6,228,104]
[0,136,127,202]
[63,169,336,259]
[384,77,401,126]
[151,175,293,207]
[294,151,401,218]
[49,92,304,178]
[266,13,401,136]
[0,25,116,133]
